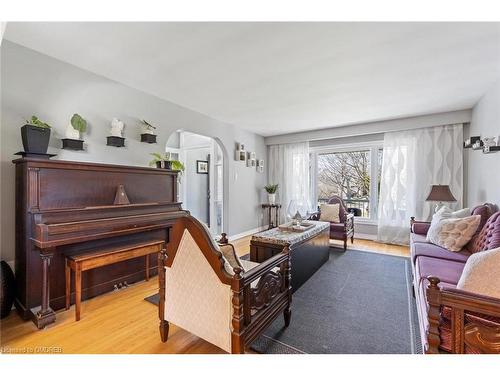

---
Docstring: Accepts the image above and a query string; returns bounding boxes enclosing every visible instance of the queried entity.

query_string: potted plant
[21,116,51,154]
[149,152,185,173]
[265,183,279,204]
[62,113,87,150]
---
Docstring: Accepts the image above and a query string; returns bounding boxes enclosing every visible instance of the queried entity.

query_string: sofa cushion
[415,256,465,286]
[240,259,259,272]
[320,203,340,223]
[456,247,500,299]
[426,215,480,252]
[411,241,471,264]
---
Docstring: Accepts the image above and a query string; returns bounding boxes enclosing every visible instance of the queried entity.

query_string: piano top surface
[13,157,180,174]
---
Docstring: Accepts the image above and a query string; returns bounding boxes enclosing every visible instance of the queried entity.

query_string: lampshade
[426,185,456,202]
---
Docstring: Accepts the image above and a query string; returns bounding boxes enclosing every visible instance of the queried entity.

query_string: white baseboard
[229,226,267,241]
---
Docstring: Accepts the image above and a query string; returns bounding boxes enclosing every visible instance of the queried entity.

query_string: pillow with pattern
[320,203,340,223]
[457,247,500,299]
[426,206,470,242]
[427,215,481,252]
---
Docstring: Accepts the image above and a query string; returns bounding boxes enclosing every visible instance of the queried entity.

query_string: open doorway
[166,130,225,236]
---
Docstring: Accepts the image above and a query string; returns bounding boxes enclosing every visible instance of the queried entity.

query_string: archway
[166,130,228,236]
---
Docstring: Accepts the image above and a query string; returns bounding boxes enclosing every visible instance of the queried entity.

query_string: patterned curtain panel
[268,142,311,223]
[377,124,463,245]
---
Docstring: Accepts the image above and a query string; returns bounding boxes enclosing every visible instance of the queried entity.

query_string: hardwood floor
[334,238,410,257]
[0,236,408,354]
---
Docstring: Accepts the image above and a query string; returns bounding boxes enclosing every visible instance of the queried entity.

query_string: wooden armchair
[158,215,292,353]
[310,195,354,251]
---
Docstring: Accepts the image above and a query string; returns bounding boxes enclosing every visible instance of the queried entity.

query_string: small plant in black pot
[21,116,52,154]
[62,113,87,150]
[149,152,185,173]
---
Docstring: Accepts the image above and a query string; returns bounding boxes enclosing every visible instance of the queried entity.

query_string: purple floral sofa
[410,204,500,354]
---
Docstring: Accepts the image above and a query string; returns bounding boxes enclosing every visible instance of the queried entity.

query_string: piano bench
[65,240,165,321]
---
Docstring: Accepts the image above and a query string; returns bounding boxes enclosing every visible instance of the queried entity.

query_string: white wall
[466,79,500,207]
[0,41,267,263]
[184,147,210,223]
[265,110,472,145]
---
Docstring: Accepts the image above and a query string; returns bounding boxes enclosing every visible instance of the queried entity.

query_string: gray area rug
[146,249,421,354]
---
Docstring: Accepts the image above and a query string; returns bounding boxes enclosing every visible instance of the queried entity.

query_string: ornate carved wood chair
[158,215,292,354]
[310,195,354,251]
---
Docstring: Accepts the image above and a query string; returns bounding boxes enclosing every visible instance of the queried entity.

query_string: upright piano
[13,157,188,328]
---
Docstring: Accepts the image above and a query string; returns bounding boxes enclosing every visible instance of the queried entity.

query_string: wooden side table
[262,203,282,229]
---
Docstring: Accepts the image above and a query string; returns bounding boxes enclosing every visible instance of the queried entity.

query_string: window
[311,144,383,221]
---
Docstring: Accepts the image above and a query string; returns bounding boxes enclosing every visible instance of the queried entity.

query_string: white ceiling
[4,22,500,137]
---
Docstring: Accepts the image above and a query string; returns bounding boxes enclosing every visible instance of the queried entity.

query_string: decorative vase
[21,125,51,154]
[1,261,15,319]
[268,193,276,205]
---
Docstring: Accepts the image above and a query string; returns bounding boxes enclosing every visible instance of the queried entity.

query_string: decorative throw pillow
[426,206,471,242]
[457,247,500,299]
[320,203,340,223]
[199,221,239,274]
[219,244,244,271]
[427,215,481,252]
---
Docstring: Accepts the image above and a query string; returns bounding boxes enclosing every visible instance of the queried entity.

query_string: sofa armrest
[240,248,289,285]
[231,247,292,334]
[426,276,500,354]
[410,217,431,235]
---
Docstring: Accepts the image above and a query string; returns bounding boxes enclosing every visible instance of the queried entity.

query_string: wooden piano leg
[65,259,71,310]
[145,254,150,281]
[75,263,82,321]
[32,249,57,329]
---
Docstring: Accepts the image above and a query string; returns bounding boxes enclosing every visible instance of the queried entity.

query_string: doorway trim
[166,130,229,235]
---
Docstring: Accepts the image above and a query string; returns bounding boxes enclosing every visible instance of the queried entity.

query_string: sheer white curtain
[377,124,463,245]
[268,142,311,223]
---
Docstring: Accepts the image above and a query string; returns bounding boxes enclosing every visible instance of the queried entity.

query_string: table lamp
[426,185,456,212]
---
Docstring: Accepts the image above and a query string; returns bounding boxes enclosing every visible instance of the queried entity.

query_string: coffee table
[250,221,330,292]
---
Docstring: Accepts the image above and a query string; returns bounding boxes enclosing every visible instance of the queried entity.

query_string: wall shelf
[140,133,157,144]
[463,136,482,148]
[107,136,125,147]
[62,138,84,151]
[483,145,500,154]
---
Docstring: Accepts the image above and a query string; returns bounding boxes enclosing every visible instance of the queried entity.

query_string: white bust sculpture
[110,118,124,137]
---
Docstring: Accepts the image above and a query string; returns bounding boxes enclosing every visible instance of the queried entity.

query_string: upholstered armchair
[158,215,292,354]
[310,196,354,251]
